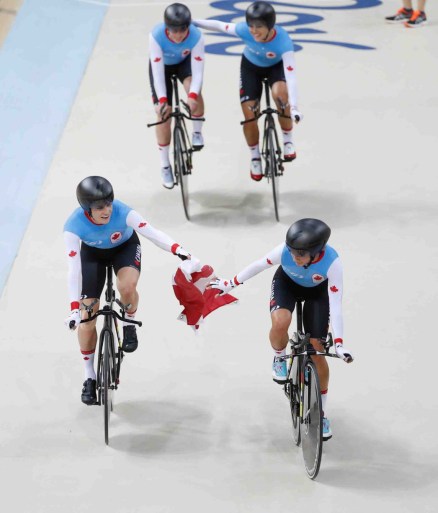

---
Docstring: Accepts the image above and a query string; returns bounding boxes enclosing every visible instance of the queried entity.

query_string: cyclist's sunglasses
[167,25,189,34]
[287,245,310,257]
[90,199,113,210]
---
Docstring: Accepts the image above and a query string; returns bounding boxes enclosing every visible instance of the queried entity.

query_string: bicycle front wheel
[102,330,115,445]
[301,361,323,479]
[289,355,301,446]
[267,127,280,222]
[174,125,190,221]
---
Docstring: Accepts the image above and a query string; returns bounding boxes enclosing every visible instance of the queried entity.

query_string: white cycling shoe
[283,142,296,162]
[250,158,263,181]
[161,166,174,189]
[192,132,204,151]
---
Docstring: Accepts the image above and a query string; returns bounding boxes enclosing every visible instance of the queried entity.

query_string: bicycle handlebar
[147,101,206,128]
[240,109,291,125]
[79,309,143,327]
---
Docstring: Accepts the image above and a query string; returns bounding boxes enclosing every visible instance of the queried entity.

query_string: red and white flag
[172,259,237,330]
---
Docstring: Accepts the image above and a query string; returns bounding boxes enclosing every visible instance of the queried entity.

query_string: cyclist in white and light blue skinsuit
[209,219,354,441]
[63,176,194,405]
[194,1,303,181]
[149,3,206,189]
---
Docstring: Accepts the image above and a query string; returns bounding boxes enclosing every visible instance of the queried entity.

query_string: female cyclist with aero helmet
[194,1,302,181]
[63,176,194,405]
[149,3,206,189]
[209,218,353,440]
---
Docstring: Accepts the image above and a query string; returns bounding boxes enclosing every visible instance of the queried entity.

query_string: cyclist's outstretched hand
[209,277,238,296]
[335,342,354,363]
[65,309,81,331]
[174,245,191,261]
[292,109,303,124]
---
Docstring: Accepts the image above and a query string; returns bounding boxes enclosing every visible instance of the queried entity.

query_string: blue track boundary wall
[0,0,109,294]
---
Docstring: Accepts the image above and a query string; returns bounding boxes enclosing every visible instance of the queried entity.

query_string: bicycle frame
[282,300,339,478]
[80,266,142,445]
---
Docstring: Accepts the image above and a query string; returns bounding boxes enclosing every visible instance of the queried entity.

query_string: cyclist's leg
[269,267,297,382]
[78,245,107,403]
[269,62,295,160]
[113,233,141,352]
[149,61,173,186]
[240,56,262,149]
[179,56,204,148]
[303,282,332,437]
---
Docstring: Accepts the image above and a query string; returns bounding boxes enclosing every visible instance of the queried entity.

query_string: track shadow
[107,399,213,455]
[315,414,438,490]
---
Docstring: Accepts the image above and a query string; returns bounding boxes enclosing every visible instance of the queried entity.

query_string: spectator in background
[385,1,427,28]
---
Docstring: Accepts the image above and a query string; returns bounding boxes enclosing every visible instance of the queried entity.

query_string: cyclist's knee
[118,281,137,298]
[271,309,292,332]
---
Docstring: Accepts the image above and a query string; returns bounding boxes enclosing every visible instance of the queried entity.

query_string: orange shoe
[385,7,412,23]
[405,10,427,28]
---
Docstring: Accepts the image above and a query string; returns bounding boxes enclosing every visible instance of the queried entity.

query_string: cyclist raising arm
[194,1,302,181]
[149,3,205,189]
[210,219,353,441]
[64,176,193,405]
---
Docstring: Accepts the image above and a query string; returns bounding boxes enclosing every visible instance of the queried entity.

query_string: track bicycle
[281,301,341,479]
[241,78,291,222]
[79,265,142,445]
[147,74,205,221]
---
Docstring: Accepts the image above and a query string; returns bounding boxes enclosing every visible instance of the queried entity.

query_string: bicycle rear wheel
[289,355,301,446]
[301,360,323,479]
[267,127,280,222]
[102,330,115,445]
[174,125,190,221]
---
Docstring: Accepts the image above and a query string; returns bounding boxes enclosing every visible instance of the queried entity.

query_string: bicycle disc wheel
[289,355,301,446]
[102,330,114,445]
[301,361,323,479]
[174,126,190,220]
[267,127,280,222]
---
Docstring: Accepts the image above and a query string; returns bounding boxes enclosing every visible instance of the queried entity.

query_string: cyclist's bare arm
[193,19,237,36]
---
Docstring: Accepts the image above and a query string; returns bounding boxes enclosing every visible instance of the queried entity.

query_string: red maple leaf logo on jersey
[111,233,121,241]
[182,50,190,56]
[330,286,339,293]
[225,24,229,31]
[154,57,161,63]
[287,66,294,71]
[69,250,77,257]
[194,56,203,61]
[138,222,147,228]
[267,258,273,265]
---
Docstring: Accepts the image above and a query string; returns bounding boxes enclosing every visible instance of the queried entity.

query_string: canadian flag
[173,259,237,330]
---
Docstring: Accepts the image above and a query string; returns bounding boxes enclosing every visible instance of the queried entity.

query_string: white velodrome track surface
[1,0,438,511]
